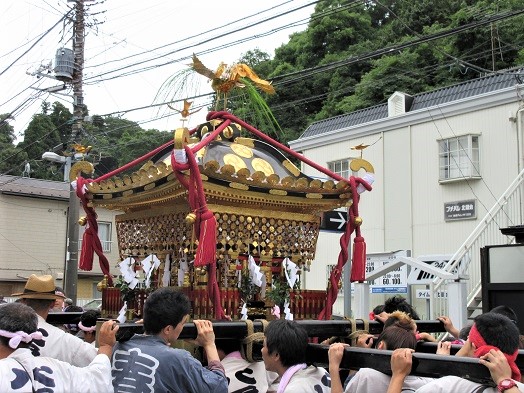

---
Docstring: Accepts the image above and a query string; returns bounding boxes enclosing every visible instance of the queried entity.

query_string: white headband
[78,321,96,333]
[0,329,43,349]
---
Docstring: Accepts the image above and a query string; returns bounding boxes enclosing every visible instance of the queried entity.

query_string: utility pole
[64,0,86,304]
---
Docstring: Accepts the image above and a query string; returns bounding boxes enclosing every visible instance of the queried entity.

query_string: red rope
[317,177,368,320]
[207,111,348,181]
[70,125,200,279]
[170,120,231,320]
[75,177,113,286]
[74,112,371,321]
[94,139,174,183]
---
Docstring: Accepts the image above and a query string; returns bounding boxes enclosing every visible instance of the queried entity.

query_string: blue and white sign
[365,251,409,294]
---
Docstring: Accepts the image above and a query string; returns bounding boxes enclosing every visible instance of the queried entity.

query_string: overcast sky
[0,0,315,142]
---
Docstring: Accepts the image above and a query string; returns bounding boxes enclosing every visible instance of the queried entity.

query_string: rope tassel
[194,210,217,267]
[350,235,366,282]
[79,228,95,271]
[74,177,113,286]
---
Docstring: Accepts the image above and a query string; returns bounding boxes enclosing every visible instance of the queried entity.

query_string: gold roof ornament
[156,54,280,138]
[168,99,202,128]
[191,54,275,106]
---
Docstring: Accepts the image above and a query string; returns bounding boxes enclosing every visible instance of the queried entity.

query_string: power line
[81,0,359,85]
[2,1,524,179]
[0,11,72,78]
[85,0,305,69]
[273,8,524,85]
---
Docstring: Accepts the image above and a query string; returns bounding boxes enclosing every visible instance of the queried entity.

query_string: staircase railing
[430,168,524,319]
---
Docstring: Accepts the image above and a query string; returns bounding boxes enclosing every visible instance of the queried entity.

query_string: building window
[328,159,350,179]
[79,221,112,253]
[439,135,480,181]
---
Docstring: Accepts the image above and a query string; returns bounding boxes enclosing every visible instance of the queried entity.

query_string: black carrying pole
[48,314,523,379]
[106,319,446,341]
[46,315,446,337]
[416,341,524,372]
[307,344,494,384]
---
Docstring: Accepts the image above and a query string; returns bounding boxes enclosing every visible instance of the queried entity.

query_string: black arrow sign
[320,211,348,232]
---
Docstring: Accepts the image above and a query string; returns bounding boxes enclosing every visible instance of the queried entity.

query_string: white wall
[294,92,523,318]
[0,192,120,296]
[0,194,67,280]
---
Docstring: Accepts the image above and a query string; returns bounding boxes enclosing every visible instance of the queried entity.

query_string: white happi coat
[345,367,434,393]
[283,365,331,393]
[0,348,113,393]
[414,375,524,393]
[221,351,279,393]
[33,315,97,367]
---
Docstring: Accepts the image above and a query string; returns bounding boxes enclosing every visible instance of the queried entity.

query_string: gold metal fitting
[96,275,108,292]
[185,212,196,224]
[174,127,190,149]
[78,216,87,226]
[354,216,363,226]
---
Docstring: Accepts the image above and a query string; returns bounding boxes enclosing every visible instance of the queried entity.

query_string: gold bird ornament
[350,143,370,159]
[168,99,202,119]
[350,143,370,152]
[156,53,281,138]
[191,54,275,95]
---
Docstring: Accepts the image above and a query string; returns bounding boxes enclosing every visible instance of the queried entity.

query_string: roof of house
[299,70,524,140]
[0,175,69,200]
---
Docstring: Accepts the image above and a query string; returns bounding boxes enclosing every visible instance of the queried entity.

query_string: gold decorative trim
[350,158,375,174]
[229,182,249,190]
[283,160,300,177]
[69,161,95,182]
[269,189,287,196]
[231,143,253,158]
[174,127,190,149]
[144,183,156,191]
[234,137,255,148]
[323,180,335,190]
[223,154,247,171]
[306,193,323,199]
[115,204,192,221]
[252,157,274,176]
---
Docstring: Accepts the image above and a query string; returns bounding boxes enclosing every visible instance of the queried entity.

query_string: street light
[41,152,66,163]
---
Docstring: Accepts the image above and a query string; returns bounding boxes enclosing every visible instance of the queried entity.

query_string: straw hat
[12,275,66,300]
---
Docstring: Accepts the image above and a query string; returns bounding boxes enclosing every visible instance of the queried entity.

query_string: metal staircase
[430,168,524,320]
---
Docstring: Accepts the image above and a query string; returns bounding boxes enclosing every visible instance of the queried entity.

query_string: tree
[86,116,172,177]
[48,102,73,145]
[17,113,63,180]
[116,128,172,169]
[256,0,524,147]
[0,114,16,145]
[335,50,429,113]
[0,114,27,176]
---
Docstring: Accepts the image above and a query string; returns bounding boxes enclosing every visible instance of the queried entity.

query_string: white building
[0,175,120,302]
[290,70,524,319]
